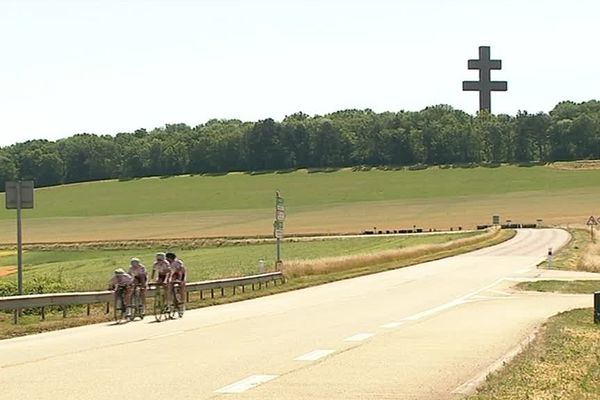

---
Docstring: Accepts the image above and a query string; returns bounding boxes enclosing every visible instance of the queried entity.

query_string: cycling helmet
[114,268,126,275]
[130,257,141,264]
[156,252,166,260]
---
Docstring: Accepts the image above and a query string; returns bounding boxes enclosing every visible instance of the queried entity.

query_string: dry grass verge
[468,308,600,400]
[539,228,600,273]
[579,240,600,272]
[284,228,503,278]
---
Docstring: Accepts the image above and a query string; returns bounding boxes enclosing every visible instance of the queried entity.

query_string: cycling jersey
[129,264,148,285]
[153,260,171,283]
[109,273,134,289]
[169,259,186,282]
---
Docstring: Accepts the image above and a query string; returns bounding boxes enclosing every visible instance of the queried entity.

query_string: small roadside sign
[276,209,285,222]
[588,216,598,243]
[273,220,284,239]
[274,191,285,260]
[5,181,34,209]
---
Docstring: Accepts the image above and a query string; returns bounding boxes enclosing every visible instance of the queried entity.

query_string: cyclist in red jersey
[151,252,171,284]
[128,258,148,309]
[165,252,186,310]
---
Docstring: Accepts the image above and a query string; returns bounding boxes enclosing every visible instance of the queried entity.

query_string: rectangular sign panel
[5,181,34,209]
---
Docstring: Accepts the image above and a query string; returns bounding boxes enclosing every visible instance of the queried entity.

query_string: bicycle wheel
[114,290,127,323]
[128,289,139,321]
[168,285,178,319]
[154,286,167,322]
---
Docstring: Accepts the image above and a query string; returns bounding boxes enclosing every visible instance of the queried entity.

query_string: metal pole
[16,181,23,296]
[276,238,281,263]
[594,291,600,325]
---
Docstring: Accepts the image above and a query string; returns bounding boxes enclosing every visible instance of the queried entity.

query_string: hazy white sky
[0,0,598,146]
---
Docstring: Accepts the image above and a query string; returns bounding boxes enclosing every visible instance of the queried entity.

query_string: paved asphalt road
[1,229,597,399]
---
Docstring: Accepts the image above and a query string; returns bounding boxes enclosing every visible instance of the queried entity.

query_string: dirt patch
[0,266,16,277]
[548,160,600,170]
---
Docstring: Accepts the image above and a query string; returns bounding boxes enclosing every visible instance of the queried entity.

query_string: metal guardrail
[0,272,285,322]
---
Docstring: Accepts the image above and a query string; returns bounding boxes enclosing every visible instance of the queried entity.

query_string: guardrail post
[200,290,203,300]
[105,302,110,314]
[87,304,91,316]
[220,287,224,297]
[62,306,67,318]
[13,309,18,324]
[594,291,600,325]
[242,285,245,293]
[186,292,190,303]
[211,289,214,299]
[233,286,236,295]
[41,307,45,321]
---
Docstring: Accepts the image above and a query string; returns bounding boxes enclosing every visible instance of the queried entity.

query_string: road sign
[5,181,34,209]
[4,181,35,310]
[587,216,598,226]
[276,209,285,222]
[492,215,500,225]
[274,220,284,239]
[274,192,284,260]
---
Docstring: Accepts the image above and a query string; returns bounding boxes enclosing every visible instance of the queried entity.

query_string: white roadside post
[5,181,35,323]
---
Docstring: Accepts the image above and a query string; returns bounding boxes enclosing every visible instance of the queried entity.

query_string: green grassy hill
[0,165,598,242]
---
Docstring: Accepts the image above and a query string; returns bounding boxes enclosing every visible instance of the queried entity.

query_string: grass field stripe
[381,322,403,329]
[294,349,335,361]
[215,375,278,394]
[344,333,375,342]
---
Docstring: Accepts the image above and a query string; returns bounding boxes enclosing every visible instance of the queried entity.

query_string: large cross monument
[462,46,507,113]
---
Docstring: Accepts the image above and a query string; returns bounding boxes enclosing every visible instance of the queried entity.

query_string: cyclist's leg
[166,282,173,308]
[140,276,147,306]
[179,282,186,305]
[125,286,133,315]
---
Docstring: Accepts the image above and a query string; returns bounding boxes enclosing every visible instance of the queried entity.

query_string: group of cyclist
[108,251,186,318]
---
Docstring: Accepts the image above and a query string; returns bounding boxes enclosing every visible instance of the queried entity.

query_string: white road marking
[404,299,466,321]
[381,322,403,329]
[403,278,507,322]
[295,349,335,361]
[215,375,278,394]
[345,333,375,342]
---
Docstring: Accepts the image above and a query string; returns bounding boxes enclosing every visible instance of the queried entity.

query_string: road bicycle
[130,284,145,320]
[151,282,184,322]
[113,286,131,323]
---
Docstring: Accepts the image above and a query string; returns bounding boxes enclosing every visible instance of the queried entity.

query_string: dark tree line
[1,100,600,189]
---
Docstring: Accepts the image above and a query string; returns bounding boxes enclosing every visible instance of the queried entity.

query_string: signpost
[492,215,500,226]
[274,191,285,268]
[586,215,597,243]
[5,181,34,297]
